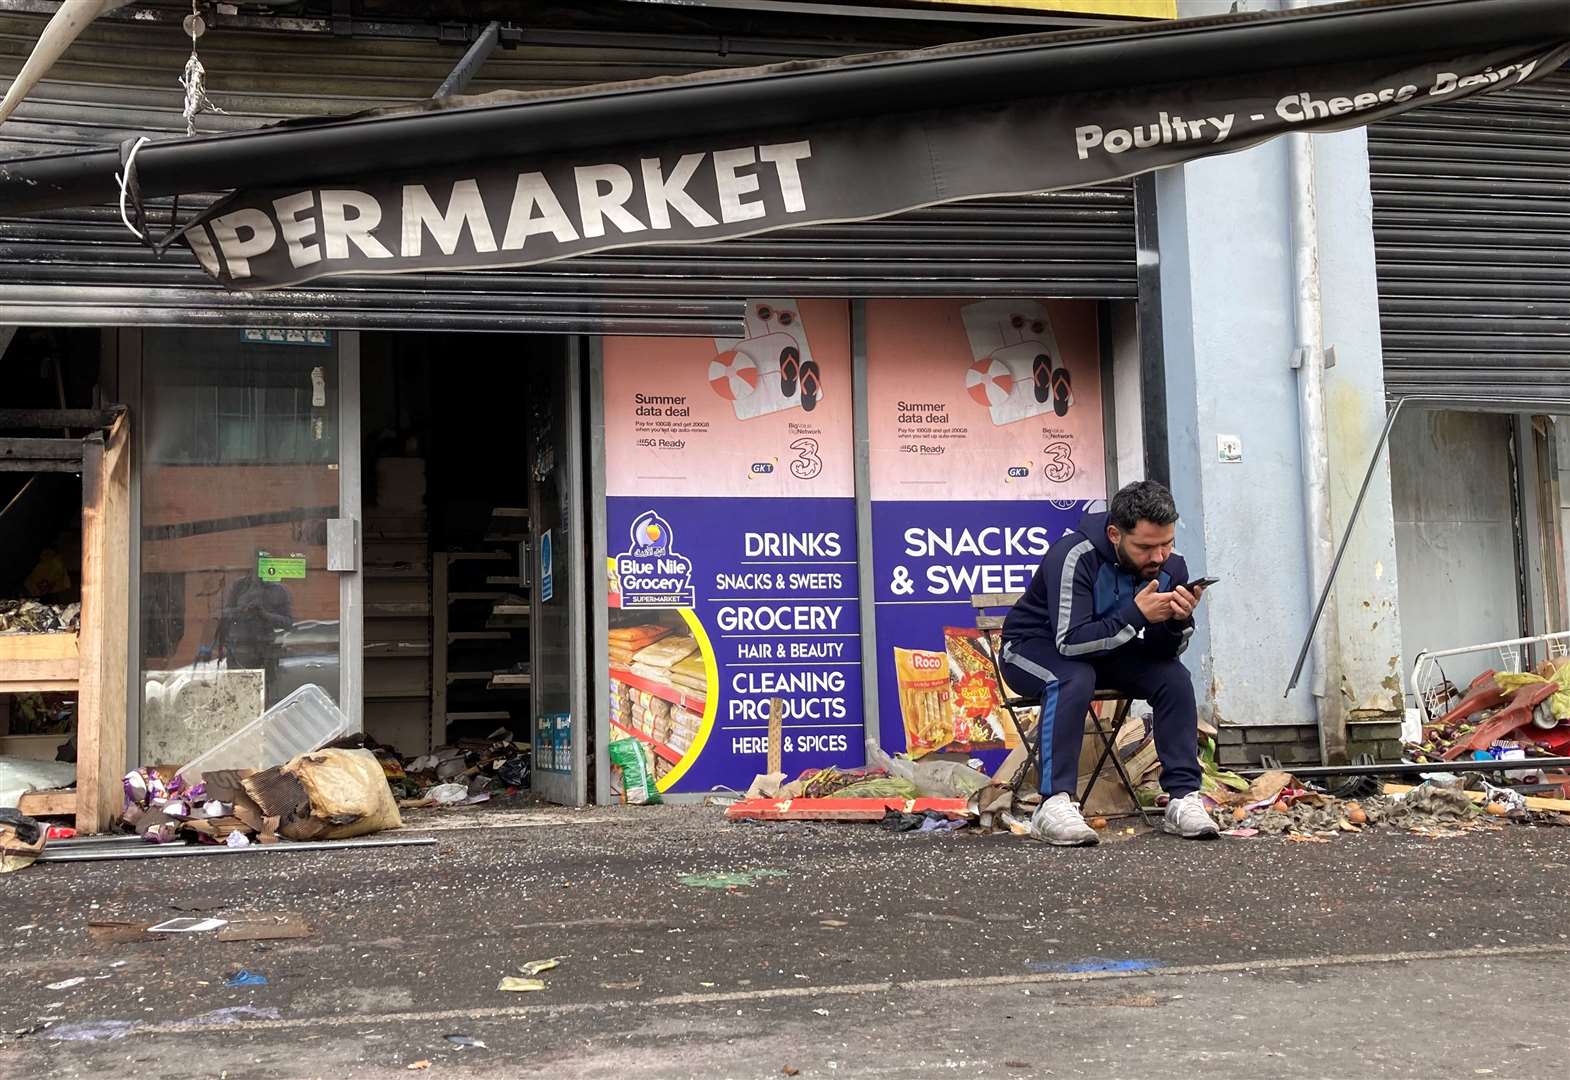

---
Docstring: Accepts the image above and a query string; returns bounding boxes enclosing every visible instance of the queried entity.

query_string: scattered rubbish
[1000,811,1031,837]
[820,919,848,928]
[45,977,86,991]
[609,738,663,806]
[407,1061,431,1071]
[390,731,531,805]
[424,783,470,806]
[226,831,251,848]
[866,739,988,799]
[726,796,970,823]
[497,977,546,993]
[47,1020,138,1042]
[812,1008,830,1017]
[518,957,562,977]
[191,1006,280,1025]
[1409,664,1570,764]
[175,684,349,786]
[746,772,788,799]
[494,754,531,789]
[46,826,75,840]
[0,597,79,634]
[148,917,227,934]
[88,913,310,945]
[282,748,403,840]
[224,970,269,988]
[834,777,923,800]
[602,980,642,991]
[445,1034,487,1050]
[1199,765,1565,840]
[783,1068,801,1077]
[1,807,45,873]
[678,868,787,889]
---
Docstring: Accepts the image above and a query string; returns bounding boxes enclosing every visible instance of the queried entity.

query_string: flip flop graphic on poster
[711,299,824,421]
[959,299,1067,427]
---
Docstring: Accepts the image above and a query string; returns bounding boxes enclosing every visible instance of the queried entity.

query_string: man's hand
[1170,584,1205,622]
[1134,579,1178,624]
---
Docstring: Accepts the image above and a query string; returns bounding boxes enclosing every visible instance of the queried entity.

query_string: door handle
[327,517,358,572]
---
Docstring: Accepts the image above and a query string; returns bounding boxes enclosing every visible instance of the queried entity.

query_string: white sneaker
[1030,793,1100,847]
[1163,792,1220,839]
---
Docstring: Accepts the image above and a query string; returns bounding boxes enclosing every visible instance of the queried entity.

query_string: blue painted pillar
[1152,120,1402,732]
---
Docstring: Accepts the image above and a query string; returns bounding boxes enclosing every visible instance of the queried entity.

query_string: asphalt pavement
[3,803,1569,1078]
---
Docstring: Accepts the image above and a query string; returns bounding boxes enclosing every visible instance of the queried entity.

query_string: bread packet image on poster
[893,647,955,758]
[943,627,1024,751]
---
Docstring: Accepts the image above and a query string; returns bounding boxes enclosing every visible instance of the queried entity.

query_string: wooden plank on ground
[1382,782,1570,813]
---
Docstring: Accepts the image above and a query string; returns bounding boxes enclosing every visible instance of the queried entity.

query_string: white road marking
[128,943,1570,1037]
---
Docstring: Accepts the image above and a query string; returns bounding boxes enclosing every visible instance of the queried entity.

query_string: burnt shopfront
[3,0,1568,813]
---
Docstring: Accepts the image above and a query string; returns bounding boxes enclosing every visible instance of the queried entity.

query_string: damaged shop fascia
[189,141,815,282]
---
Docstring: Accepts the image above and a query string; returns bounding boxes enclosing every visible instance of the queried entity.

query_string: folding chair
[972,593,1154,828]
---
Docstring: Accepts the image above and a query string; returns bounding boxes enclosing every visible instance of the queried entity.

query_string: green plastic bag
[609,738,662,805]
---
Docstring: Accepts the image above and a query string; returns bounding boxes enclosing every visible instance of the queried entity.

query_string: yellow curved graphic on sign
[654,607,720,792]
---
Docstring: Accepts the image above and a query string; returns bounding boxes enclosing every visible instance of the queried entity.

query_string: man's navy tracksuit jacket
[1001,510,1202,799]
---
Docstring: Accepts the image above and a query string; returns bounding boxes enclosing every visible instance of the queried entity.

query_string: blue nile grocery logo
[616,510,695,608]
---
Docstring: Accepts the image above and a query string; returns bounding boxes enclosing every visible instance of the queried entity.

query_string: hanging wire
[115,136,151,239]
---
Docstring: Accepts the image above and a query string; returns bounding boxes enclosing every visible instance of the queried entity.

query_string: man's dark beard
[1116,540,1161,579]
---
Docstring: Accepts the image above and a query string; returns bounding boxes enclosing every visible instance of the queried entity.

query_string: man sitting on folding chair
[1000,480,1218,846]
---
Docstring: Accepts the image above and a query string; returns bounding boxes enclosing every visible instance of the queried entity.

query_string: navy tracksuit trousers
[1001,634,1202,800]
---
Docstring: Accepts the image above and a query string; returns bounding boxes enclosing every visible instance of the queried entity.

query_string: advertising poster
[866,299,1107,761]
[603,300,862,794]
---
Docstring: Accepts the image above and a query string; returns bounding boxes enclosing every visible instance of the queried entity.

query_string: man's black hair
[1108,480,1179,532]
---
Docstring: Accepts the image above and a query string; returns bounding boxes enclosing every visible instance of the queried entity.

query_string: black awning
[2,0,1566,214]
[1,0,1565,291]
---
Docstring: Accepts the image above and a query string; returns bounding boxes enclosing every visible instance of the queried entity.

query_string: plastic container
[174,684,349,784]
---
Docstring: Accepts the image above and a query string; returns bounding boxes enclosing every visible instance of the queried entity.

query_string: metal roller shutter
[1370,69,1570,410]
[0,10,1135,334]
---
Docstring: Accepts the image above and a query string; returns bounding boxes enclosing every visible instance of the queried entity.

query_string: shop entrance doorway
[359,333,588,807]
